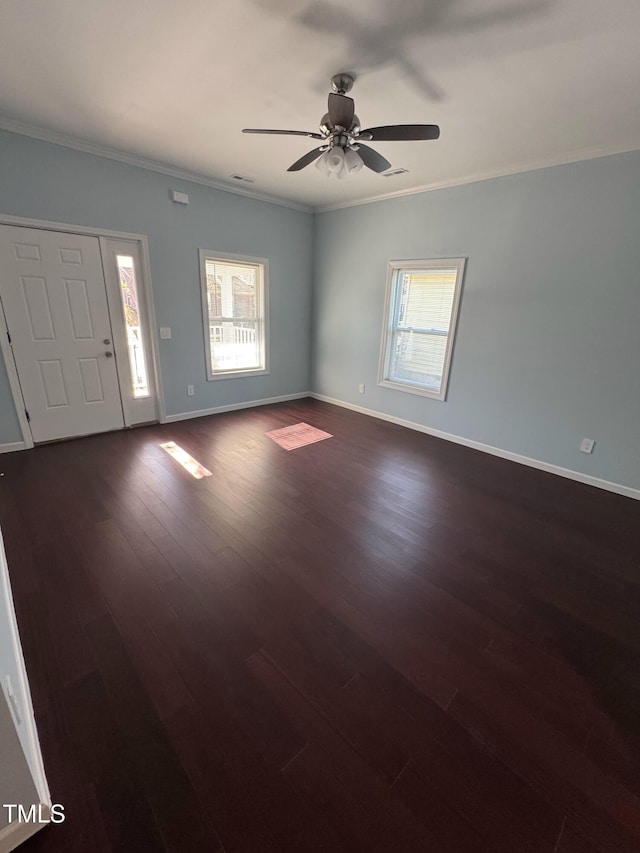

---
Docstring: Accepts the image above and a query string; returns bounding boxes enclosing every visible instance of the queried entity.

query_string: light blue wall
[312,151,640,491]
[0,130,313,442]
[2,128,639,492]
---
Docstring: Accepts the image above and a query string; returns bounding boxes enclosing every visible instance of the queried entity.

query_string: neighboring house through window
[379,258,465,400]
[200,251,268,379]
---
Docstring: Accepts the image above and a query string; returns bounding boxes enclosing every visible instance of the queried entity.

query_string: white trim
[0,296,33,450]
[316,142,640,213]
[99,238,160,426]
[0,117,312,214]
[0,442,26,454]
[0,813,47,853]
[0,529,51,807]
[163,392,309,423]
[378,257,465,402]
[309,393,640,501]
[2,114,639,215]
[139,237,167,423]
[199,250,269,381]
[0,213,148,242]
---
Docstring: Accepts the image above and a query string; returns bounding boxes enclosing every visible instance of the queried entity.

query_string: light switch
[160,327,172,339]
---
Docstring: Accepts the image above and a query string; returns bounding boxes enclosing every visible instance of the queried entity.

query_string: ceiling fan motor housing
[321,112,360,138]
[330,133,350,149]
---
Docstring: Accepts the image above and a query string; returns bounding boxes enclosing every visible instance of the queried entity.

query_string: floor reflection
[160,441,212,479]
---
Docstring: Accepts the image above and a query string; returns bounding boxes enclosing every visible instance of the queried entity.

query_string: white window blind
[200,252,268,379]
[379,259,465,400]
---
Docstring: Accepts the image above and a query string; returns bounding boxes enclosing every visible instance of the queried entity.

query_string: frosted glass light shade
[343,148,363,175]
[326,148,345,174]
[315,146,363,179]
[315,152,330,175]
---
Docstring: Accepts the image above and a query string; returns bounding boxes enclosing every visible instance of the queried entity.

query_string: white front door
[0,225,125,442]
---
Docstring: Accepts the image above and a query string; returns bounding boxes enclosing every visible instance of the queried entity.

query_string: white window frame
[199,249,269,381]
[378,257,466,401]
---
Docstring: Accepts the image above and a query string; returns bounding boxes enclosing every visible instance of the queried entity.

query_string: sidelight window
[116,254,150,398]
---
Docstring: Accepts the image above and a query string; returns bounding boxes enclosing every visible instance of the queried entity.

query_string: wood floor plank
[83,614,224,852]
[1,398,639,852]
[449,691,640,853]
[248,649,438,853]
[392,760,497,853]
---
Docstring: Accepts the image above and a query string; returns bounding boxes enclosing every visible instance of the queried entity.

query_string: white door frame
[0,214,166,449]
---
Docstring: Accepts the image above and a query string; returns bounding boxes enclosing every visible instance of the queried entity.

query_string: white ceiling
[1,0,640,210]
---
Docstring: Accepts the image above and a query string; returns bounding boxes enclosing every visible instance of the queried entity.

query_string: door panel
[65,278,95,339]
[38,360,68,408]
[78,357,105,402]
[0,225,125,442]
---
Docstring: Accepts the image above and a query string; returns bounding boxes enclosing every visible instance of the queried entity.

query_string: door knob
[105,351,113,358]
[103,338,111,345]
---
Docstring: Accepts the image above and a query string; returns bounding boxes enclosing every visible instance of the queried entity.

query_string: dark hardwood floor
[1,398,639,852]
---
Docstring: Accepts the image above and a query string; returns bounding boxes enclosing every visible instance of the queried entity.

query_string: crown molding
[0,116,313,214]
[2,115,639,215]
[315,140,640,213]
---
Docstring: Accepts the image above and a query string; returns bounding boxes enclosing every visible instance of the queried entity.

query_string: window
[200,251,268,379]
[379,258,465,400]
[116,254,150,398]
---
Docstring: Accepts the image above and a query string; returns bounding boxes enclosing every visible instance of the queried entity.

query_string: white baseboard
[0,442,26,455]
[0,814,47,853]
[163,392,310,423]
[310,393,640,502]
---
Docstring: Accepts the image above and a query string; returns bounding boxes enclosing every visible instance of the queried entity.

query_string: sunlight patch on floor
[160,442,212,479]
[266,422,332,451]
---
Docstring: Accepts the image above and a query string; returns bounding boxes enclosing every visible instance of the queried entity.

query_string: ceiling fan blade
[360,124,440,141]
[243,128,324,139]
[287,147,325,172]
[356,144,392,173]
[328,93,354,129]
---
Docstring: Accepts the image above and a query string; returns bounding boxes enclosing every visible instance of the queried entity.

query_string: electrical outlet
[159,327,172,339]
[358,383,365,394]
[187,385,194,397]
[580,437,595,454]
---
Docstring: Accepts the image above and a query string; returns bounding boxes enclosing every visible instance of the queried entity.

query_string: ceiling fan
[243,73,440,178]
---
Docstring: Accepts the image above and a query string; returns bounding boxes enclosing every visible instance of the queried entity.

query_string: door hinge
[7,330,11,344]
[25,410,30,423]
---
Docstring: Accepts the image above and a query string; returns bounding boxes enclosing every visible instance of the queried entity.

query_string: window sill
[378,378,446,401]
[207,368,269,381]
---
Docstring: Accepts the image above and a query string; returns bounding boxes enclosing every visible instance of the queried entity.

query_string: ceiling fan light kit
[315,145,364,179]
[243,73,440,179]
